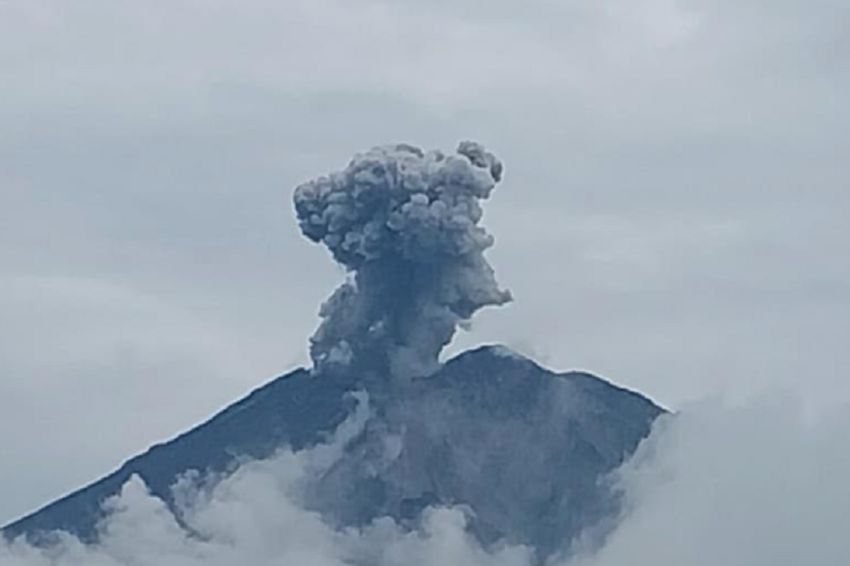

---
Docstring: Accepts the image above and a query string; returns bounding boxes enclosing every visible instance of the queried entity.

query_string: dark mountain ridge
[3,345,664,558]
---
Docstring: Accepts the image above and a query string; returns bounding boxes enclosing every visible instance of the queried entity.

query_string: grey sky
[1,0,848,525]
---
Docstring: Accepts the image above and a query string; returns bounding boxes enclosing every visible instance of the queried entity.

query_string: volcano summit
[3,143,664,562]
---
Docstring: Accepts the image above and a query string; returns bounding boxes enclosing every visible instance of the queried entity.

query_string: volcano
[5,142,665,560]
[3,345,662,558]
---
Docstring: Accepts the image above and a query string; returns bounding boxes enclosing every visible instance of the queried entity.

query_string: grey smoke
[293,141,511,378]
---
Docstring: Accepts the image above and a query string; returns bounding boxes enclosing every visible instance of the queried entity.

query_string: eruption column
[293,142,511,379]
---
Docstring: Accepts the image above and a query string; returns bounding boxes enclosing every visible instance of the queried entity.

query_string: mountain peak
[451,343,533,364]
[4,347,663,559]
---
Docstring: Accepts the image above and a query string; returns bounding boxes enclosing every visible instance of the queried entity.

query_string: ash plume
[293,141,511,378]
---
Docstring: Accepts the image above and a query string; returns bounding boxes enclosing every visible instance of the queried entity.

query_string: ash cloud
[293,142,511,378]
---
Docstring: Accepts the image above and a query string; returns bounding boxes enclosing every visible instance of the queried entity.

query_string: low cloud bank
[573,393,850,566]
[0,394,532,566]
[5,391,849,566]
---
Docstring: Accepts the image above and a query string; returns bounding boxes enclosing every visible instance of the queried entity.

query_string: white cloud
[573,393,850,566]
[5,389,850,565]
[0,394,533,566]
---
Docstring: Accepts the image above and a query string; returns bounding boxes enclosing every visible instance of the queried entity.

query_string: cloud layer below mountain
[4,389,849,566]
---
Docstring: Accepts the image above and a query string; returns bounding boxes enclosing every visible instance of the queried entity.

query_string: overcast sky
[2,0,848,525]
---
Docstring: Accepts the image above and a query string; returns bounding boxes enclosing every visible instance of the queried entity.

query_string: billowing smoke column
[293,141,511,379]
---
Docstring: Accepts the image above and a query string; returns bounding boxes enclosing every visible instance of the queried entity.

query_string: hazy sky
[2,0,848,525]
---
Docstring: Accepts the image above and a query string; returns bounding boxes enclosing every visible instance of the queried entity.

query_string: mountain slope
[3,346,663,557]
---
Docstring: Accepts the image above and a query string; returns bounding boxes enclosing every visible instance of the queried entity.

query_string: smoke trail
[293,142,511,378]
